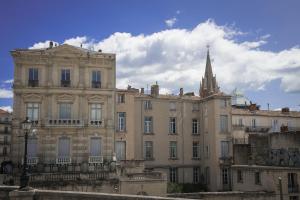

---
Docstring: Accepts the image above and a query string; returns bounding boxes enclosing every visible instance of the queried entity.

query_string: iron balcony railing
[288,184,299,193]
[245,126,270,133]
[28,80,39,87]
[46,118,84,127]
[61,80,71,87]
[91,81,101,88]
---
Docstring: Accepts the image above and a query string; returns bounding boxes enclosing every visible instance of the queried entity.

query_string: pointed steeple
[200,47,220,98]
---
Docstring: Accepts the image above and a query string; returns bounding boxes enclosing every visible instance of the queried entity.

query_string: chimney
[141,88,144,94]
[98,49,102,52]
[151,83,159,97]
[49,41,53,48]
[179,88,183,96]
[281,107,290,113]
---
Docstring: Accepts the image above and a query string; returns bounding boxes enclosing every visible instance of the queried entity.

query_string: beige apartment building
[115,51,232,191]
[11,43,116,167]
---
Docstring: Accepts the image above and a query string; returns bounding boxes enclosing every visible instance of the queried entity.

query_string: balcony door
[90,137,102,157]
[58,137,70,159]
[115,141,126,161]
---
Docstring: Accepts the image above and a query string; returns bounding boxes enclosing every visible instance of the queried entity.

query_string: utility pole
[278,177,283,200]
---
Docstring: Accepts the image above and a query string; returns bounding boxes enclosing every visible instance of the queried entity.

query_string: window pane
[90,137,101,156]
[27,138,38,157]
[58,138,70,157]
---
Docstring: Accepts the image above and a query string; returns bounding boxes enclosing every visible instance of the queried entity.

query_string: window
[117,112,126,132]
[144,100,152,110]
[193,167,200,183]
[26,103,39,121]
[220,115,228,133]
[115,141,126,161]
[3,147,7,156]
[58,137,70,159]
[4,127,8,133]
[90,137,102,156]
[205,167,210,184]
[117,94,125,103]
[192,141,200,159]
[144,116,153,134]
[192,103,199,111]
[288,173,298,193]
[169,167,178,183]
[61,69,70,87]
[169,117,176,134]
[169,141,177,159]
[238,118,243,126]
[144,141,153,160]
[205,145,210,158]
[221,141,230,158]
[222,168,229,185]
[220,99,227,108]
[169,102,176,111]
[192,119,199,135]
[237,170,243,183]
[59,103,71,119]
[251,118,256,128]
[255,172,261,185]
[27,137,38,159]
[28,68,39,87]
[4,136,8,144]
[90,104,102,120]
[92,71,101,88]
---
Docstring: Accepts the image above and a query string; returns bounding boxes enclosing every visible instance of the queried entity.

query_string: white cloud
[29,40,59,49]
[176,10,181,15]
[0,89,13,98]
[165,17,177,28]
[29,19,300,95]
[0,106,12,113]
[3,79,13,84]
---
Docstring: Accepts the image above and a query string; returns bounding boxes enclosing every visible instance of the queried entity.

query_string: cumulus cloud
[3,79,13,84]
[0,89,13,98]
[29,19,300,94]
[0,106,12,113]
[29,40,59,49]
[165,17,177,28]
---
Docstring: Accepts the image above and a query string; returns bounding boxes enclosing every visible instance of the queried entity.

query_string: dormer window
[61,69,70,87]
[28,68,39,87]
[92,71,101,88]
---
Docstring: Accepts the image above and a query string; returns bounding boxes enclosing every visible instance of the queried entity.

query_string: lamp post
[20,117,32,189]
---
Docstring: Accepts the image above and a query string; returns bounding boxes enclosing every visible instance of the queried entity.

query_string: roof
[232,107,300,118]
[0,109,10,114]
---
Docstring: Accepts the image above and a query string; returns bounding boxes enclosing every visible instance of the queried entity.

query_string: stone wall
[0,186,19,200]
[168,191,276,200]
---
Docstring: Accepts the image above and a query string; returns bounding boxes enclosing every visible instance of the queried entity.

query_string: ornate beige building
[11,43,116,166]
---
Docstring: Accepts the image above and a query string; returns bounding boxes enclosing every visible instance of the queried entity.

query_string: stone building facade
[11,43,116,168]
[0,109,12,164]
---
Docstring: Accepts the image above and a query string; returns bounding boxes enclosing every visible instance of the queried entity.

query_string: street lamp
[20,117,32,189]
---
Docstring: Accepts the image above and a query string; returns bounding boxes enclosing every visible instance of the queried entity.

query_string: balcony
[46,119,83,127]
[89,156,103,164]
[92,81,101,88]
[28,80,39,87]
[61,80,71,87]
[233,138,248,144]
[232,124,245,130]
[219,156,233,165]
[288,184,299,193]
[245,126,270,133]
[27,157,39,165]
[88,120,104,127]
[56,157,71,165]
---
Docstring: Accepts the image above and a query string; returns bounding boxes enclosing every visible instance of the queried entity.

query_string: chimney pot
[180,88,183,96]
[141,88,144,94]
[49,41,53,48]
[151,84,159,97]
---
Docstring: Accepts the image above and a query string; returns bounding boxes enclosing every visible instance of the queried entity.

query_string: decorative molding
[87,95,105,103]
[22,93,43,103]
[56,94,75,103]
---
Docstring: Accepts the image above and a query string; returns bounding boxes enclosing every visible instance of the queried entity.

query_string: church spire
[200,47,220,98]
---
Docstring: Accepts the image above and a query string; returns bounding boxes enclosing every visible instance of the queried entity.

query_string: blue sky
[1,0,300,111]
